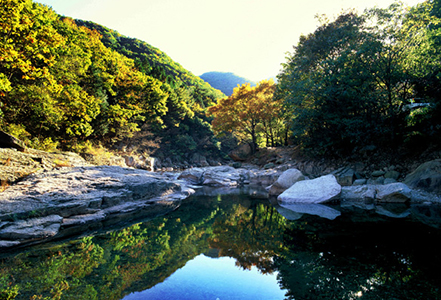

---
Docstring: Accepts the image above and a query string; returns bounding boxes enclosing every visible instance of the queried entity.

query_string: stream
[1,187,441,299]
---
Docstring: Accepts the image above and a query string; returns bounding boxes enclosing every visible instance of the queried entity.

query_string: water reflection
[276,203,341,220]
[123,254,285,300]
[1,190,441,300]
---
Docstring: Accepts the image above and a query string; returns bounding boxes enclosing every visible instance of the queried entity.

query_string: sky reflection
[122,254,286,300]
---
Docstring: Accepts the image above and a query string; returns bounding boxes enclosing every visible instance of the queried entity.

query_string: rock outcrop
[404,159,441,194]
[0,148,91,184]
[2,144,441,249]
[177,165,281,187]
[0,166,194,249]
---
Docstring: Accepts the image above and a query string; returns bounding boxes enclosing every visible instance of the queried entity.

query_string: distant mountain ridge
[200,72,256,96]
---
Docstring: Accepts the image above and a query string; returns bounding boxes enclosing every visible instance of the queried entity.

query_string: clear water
[123,255,285,300]
[1,188,441,300]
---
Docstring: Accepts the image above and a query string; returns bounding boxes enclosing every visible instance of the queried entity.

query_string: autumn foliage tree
[208,79,286,149]
[0,0,224,159]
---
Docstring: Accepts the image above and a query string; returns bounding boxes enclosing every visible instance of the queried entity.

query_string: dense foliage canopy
[2,0,440,160]
[276,0,441,156]
[0,0,225,160]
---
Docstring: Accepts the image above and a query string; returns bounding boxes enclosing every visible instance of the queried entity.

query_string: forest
[1,0,441,161]
[0,0,225,162]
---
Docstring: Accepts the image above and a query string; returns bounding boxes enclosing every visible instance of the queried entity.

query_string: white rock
[277,174,341,203]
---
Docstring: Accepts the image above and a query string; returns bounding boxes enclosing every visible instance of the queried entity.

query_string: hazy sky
[36,0,425,82]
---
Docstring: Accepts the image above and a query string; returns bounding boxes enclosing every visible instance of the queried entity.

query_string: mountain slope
[200,72,256,96]
[75,20,225,105]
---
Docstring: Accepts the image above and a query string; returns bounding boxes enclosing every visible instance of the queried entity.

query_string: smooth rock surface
[277,174,341,203]
[0,165,194,248]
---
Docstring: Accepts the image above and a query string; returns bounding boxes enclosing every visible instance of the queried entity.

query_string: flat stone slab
[0,165,194,249]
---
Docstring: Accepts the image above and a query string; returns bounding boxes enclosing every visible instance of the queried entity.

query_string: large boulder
[404,159,441,194]
[228,143,254,161]
[269,168,305,196]
[278,174,342,203]
[202,166,243,187]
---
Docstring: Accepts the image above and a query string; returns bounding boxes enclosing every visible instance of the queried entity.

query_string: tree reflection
[1,194,441,300]
[209,200,288,274]
[275,214,441,299]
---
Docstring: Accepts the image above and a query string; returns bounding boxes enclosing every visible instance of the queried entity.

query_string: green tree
[0,0,64,137]
[277,3,436,156]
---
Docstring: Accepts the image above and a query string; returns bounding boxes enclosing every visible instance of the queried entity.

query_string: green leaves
[277,1,441,156]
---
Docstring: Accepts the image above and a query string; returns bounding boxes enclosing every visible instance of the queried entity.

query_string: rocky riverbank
[1,144,441,250]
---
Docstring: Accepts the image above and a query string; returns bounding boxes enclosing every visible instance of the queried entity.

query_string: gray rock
[0,165,194,248]
[248,169,282,186]
[278,174,342,203]
[341,185,376,201]
[353,179,367,186]
[335,168,355,186]
[264,163,275,169]
[371,170,385,177]
[384,178,397,184]
[404,159,441,193]
[376,183,412,203]
[0,215,62,240]
[191,153,209,167]
[202,166,245,187]
[385,170,400,180]
[228,143,254,161]
[177,168,205,185]
[269,168,305,196]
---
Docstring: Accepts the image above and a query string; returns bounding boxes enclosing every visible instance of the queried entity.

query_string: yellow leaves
[0,73,11,92]
[208,80,278,143]
[0,0,64,88]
